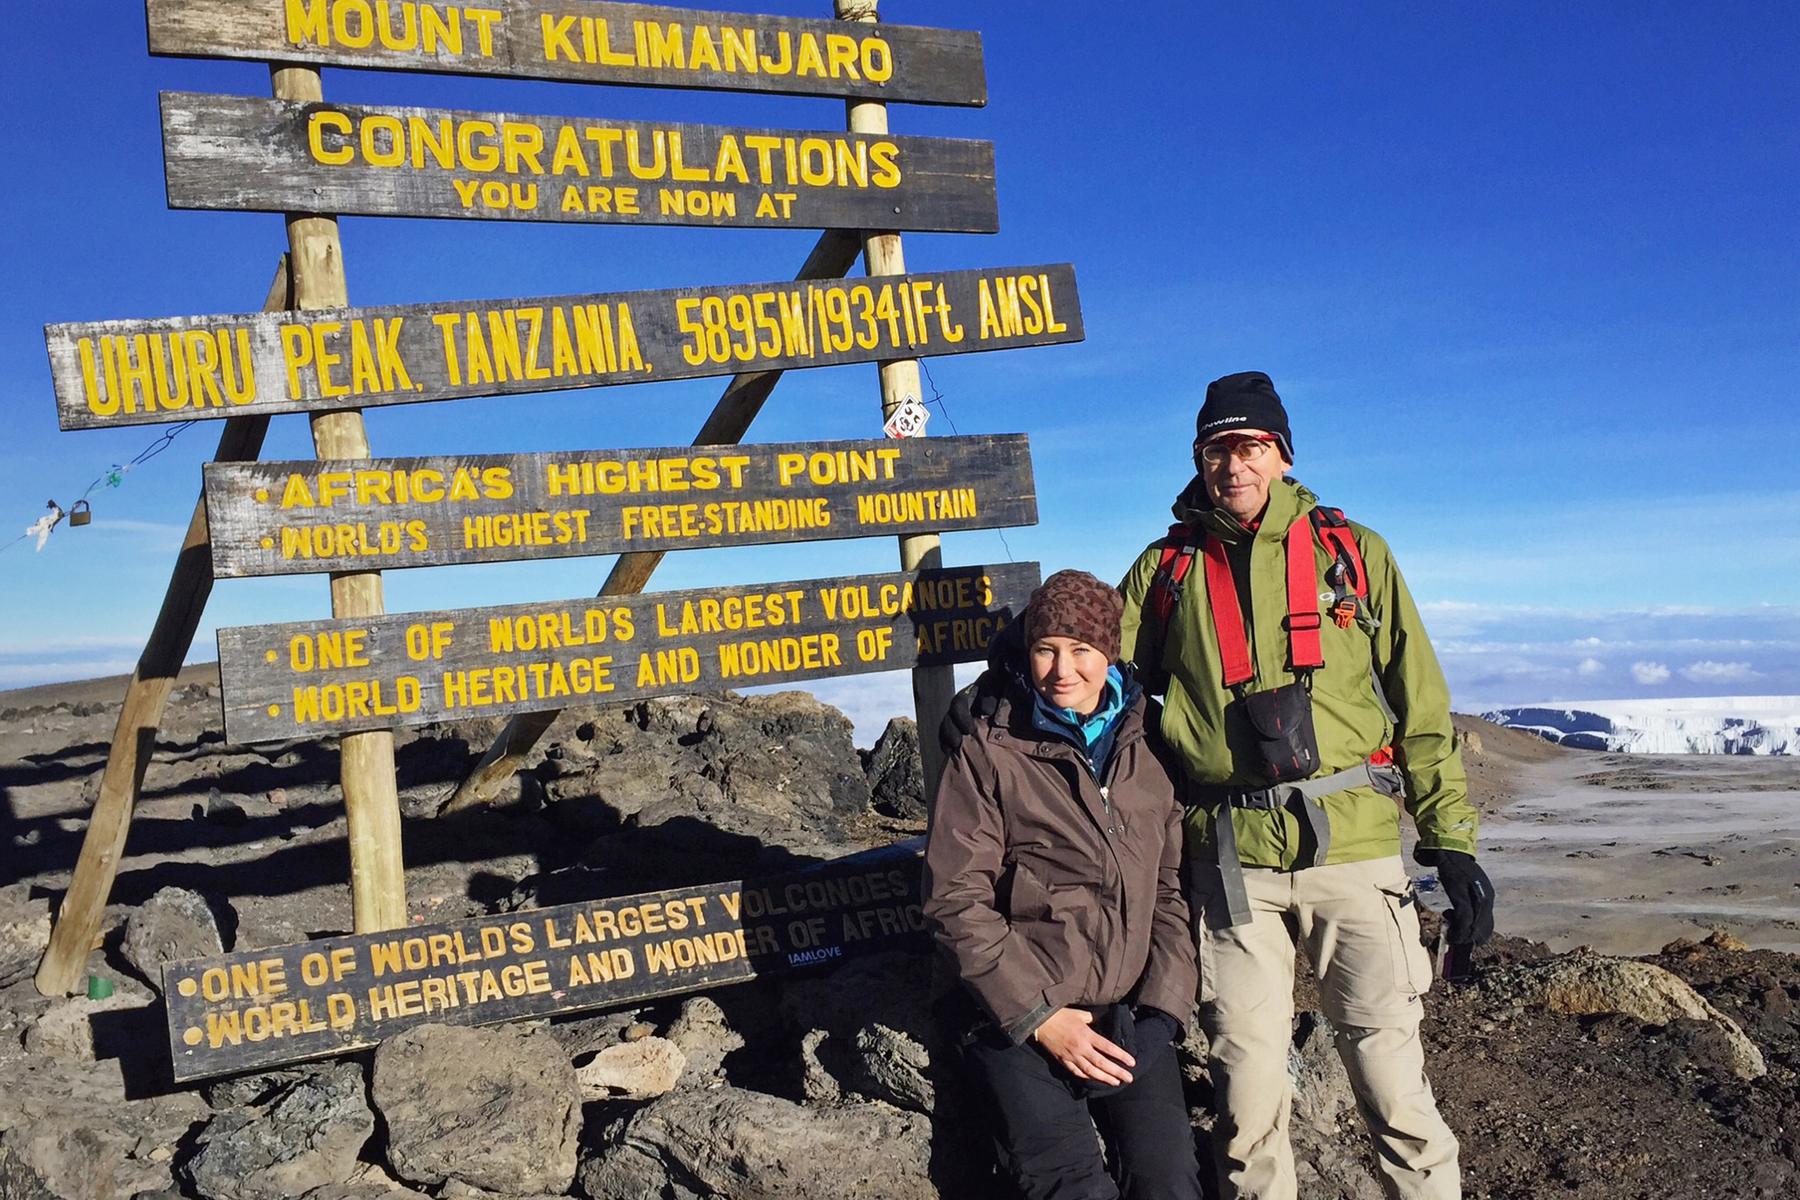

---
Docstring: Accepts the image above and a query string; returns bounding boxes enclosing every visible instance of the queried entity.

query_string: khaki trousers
[1189,855,1460,1200]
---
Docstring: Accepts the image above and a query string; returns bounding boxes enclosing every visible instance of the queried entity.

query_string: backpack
[1144,506,1369,641]
[1140,506,1396,764]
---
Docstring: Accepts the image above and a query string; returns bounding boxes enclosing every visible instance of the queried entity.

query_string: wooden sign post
[840,0,953,795]
[32,262,290,999]
[270,61,408,936]
[37,2,1083,1031]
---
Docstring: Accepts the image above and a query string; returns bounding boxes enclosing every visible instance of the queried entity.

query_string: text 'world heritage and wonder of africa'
[163,842,928,1081]
[215,563,1039,743]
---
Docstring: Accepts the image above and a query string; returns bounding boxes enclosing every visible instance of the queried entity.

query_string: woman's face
[1029,636,1110,716]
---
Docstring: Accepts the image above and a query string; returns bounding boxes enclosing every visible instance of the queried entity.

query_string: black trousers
[960,1025,1204,1200]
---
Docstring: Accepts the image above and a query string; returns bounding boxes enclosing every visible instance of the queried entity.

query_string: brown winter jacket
[923,671,1198,1045]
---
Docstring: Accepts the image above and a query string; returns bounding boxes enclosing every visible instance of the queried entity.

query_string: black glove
[1418,849,1496,946]
[939,619,1025,757]
[938,673,1002,758]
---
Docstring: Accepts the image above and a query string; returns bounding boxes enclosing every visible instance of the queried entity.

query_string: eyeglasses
[1195,434,1278,467]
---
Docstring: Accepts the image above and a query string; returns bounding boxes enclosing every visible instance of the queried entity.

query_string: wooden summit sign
[164,838,926,1082]
[205,433,1036,576]
[160,93,997,231]
[217,562,1037,743]
[47,263,1081,430]
[148,0,986,106]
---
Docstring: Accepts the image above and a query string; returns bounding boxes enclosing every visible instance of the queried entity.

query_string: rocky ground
[0,671,1795,1199]
[1445,717,1800,956]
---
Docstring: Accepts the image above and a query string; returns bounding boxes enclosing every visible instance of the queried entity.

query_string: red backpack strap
[1283,515,1325,671]
[1200,535,1255,687]
[1146,522,1197,630]
[1309,506,1368,599]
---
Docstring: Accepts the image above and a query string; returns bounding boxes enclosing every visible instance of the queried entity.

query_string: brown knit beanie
[1024,570,1124,662]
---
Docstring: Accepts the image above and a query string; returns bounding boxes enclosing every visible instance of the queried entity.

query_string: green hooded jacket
[1117,476,1477,868]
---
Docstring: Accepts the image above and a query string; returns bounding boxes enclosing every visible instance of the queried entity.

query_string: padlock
[68,500,91,527]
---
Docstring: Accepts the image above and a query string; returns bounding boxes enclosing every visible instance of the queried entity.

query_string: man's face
[1198,429,1289,523]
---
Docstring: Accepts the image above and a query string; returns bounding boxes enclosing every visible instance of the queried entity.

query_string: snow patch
[1483,696,1800,755]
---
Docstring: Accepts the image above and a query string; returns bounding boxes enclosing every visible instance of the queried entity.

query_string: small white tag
[882,398,930,439]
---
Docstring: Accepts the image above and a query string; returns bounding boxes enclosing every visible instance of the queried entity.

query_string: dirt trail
[1448,723,1800,955]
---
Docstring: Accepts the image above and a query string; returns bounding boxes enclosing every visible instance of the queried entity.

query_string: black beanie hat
[1195,371,1293,462]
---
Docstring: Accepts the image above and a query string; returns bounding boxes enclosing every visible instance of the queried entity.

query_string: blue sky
[2,2,1796,739]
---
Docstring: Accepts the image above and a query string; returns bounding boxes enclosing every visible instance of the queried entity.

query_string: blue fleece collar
[1030,666,1125,746]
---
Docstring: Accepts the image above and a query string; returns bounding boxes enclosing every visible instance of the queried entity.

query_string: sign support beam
[439,227,862,813]
[839,0,954,800]
[271,63,408,935]
[34,260,289,997]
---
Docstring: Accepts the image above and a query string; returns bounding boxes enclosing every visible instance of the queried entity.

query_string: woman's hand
[1032,1007,1135,1086]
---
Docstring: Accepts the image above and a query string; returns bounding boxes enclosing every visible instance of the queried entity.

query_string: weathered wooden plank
[163,838,926,1082]
[146,0,985,106]
[159,92,997,232]
[217,562,1037,743]
[48,262,1082,430]
[205,433,1037,577]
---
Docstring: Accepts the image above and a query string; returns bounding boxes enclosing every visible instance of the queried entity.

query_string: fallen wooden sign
[47,263,1081,430]
[217,562,1037,743]
[148,0,986,106]
[163,838,926,1082]
[205,433,1037,577]
[161,92,997,231]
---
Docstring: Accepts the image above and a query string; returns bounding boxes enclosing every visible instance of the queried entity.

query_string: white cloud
[1680,660,1757,683]
[1631,661,1671,685]
[1577,657,1604,676]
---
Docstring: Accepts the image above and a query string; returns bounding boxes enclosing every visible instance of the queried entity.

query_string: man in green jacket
[1117,371,1493,1200]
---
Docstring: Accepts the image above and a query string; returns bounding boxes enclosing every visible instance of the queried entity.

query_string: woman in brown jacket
[924,569,1202,1200]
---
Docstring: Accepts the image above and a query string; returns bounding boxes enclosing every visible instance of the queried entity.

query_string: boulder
[0,1114,168,1200]
[663,994,745,1085]
[0,884,52,988]
[24,990,154,1062]
[119,886,226,987]
[533,693,871,857]
[798,1029,842,1106]
[183,1063,374,1200]
[297,1162,433,1199]
[1485,950,1768,1079]
[862,718,926,820]
[779,952,948,1112]
[372,1024,581,1195]
[1286,1013,1385,1199]
[576,1037,687,1099]
[579,1087,937,1200]
[1288,1011,1355,1133]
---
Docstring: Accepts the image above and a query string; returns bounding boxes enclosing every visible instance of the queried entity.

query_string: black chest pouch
[1236,681,1320,783]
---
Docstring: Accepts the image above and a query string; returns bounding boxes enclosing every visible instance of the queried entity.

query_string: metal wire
[919,359,1016,564]
[3,418,198,554]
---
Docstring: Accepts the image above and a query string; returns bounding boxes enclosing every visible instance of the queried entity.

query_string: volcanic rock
[183,1062,373,1200]
[575,1036,686,1099]
[862,717,926,820]
[372,1024,581,1195]
[119,886,226,988]
[1485,950,1768,1078]
[578,1086,936,1200]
